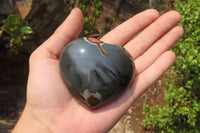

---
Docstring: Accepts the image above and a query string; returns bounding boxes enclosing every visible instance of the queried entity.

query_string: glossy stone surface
[59,37,134,109]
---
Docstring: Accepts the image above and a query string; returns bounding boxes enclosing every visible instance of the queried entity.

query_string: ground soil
[0,0,169,133]
[109,79,166,133]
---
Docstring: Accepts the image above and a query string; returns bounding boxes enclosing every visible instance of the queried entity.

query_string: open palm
[13,8,183,133]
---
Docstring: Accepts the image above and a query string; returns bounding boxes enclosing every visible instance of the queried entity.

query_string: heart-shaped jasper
[59,37,135,109]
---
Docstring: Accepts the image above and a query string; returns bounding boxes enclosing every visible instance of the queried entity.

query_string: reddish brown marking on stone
[96,43,107,56]
[87,37,107,56]
[87,37,103,43]
[87,95,99,106]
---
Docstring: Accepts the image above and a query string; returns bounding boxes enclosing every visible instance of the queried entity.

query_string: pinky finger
[130,51,176,101]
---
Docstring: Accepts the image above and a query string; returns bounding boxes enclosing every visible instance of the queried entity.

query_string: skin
[12,8,183,133]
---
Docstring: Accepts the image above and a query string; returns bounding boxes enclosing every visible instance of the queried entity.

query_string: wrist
[12,106,50,133]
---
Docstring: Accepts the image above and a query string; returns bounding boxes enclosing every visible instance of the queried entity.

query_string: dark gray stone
[60,38,134,109]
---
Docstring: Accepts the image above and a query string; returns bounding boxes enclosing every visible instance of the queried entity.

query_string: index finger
[101,9,159,46]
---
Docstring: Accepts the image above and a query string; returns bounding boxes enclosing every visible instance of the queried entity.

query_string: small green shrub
[142,0,200,132]
[1,14,33,54]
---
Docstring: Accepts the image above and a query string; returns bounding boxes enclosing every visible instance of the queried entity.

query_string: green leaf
[84,17,90,23]
[95,0,102,10]
[14,36,21,45]
[20,26,33,34]
[93,9,100,18]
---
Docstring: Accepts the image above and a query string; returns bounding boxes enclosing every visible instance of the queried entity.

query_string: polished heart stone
[59,37,135,109]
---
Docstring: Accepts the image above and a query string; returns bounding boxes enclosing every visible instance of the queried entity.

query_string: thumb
[35,8,84,59]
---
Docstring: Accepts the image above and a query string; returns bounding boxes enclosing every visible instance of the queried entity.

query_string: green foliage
[65,0,103,37]
[78,0,102,37]
[1,14,33,54]
[142,0,200,132]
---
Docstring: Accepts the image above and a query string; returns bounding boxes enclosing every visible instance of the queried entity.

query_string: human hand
[12,8,183,133]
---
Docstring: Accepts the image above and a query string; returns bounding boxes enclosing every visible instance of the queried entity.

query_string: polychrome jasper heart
[59,37,135,109]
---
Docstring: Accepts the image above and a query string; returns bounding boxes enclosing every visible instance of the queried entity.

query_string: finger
[134,25,184,75]
[131,51,175,99]
[101,9,159,46]
[125,11,181,59]
[40,8,84,58]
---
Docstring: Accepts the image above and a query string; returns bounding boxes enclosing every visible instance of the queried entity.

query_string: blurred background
[0,0,199,132]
